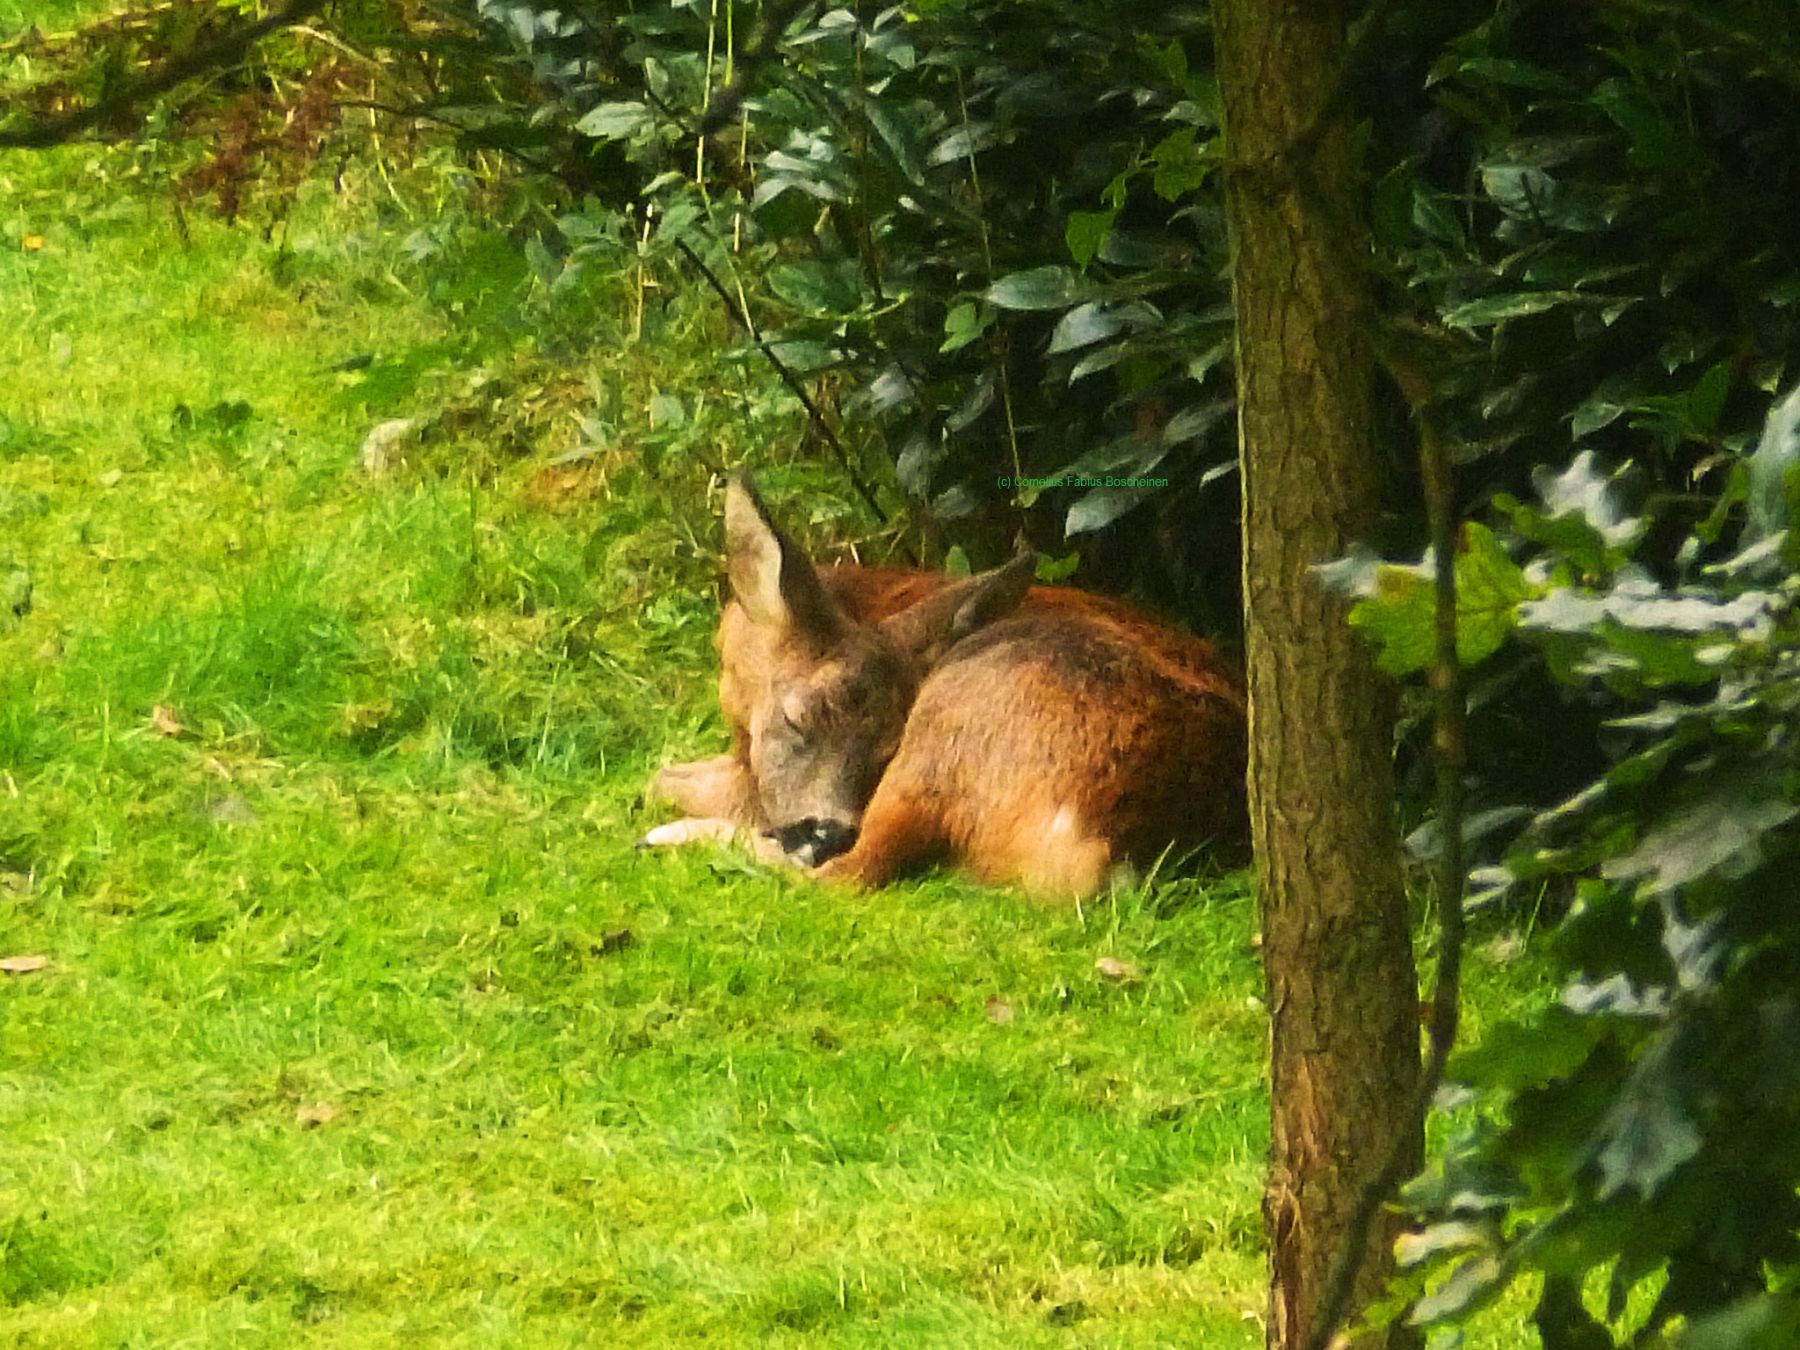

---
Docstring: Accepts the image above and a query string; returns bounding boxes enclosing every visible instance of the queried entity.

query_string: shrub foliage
[6,0,1800,1341]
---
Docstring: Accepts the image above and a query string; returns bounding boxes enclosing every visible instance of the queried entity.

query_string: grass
[1,139,1556,1346]
[1,1,104,34]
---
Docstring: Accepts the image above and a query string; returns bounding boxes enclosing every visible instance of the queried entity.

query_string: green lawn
[1,144,1551,1345]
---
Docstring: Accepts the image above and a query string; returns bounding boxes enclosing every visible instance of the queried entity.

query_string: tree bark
[1212,3,1421,1347]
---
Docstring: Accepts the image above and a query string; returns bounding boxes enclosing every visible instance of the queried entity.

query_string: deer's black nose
[766,818,859,867]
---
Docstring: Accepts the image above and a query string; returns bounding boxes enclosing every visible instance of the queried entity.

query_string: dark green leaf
[895,430,944,497]
[1410,1255,1509,1325]
[1680,1293,1800,1349]
[1593,1033,1701,1201]
[927,122,999,166]
[1688,361,1730,433]
[940,301,994,354]
[574,101,651,141]
[1150,127,1208,201]
[986,266,1091,312]
[1603,788,1797,898]
[861,97,926,185]
[1444,291,1585,330]
[1592,79,1703,177]
[1455,57,1577,94]
[1348,523,1536,675]
[1065,485,1150,536]
[1047,300,1159,355]
[1746,384,1800,540]
[767,261,862,316]
[1449,1009,1607,1092]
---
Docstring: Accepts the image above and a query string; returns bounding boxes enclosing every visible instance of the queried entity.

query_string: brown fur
[646,480,1248,897]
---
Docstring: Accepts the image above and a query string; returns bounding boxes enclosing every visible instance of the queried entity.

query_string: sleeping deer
[643,477,1248,897]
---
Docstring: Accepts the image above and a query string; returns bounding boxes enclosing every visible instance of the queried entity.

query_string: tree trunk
[1212,3,1422,1348]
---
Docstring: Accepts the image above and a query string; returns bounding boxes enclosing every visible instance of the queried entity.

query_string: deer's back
[890,599,1248,867]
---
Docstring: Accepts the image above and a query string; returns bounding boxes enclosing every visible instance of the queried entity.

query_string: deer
[641,477,1248,898]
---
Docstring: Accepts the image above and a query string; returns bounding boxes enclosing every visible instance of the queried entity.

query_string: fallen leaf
[204,793,258,826]
[359,418,417,474]
[0,955,50,974]
[1095,955,1142,981]
[295,1102,338,1128]
[984,996,1015,1025]
[151,704,186,737]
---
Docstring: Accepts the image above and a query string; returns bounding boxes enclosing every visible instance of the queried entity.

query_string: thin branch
[0,0,328,149]
[1305,346,1469,1350]
[691,0,814,138]
[670,236,906,553]
[287,23,383,69]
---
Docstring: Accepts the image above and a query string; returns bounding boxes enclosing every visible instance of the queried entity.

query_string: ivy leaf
[751,182,827,238]
[1068,344,1130,383]
[1412,183,1467,247]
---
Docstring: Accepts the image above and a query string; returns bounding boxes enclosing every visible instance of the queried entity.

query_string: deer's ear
[724,475,843,648]
[880,553,1036,667]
